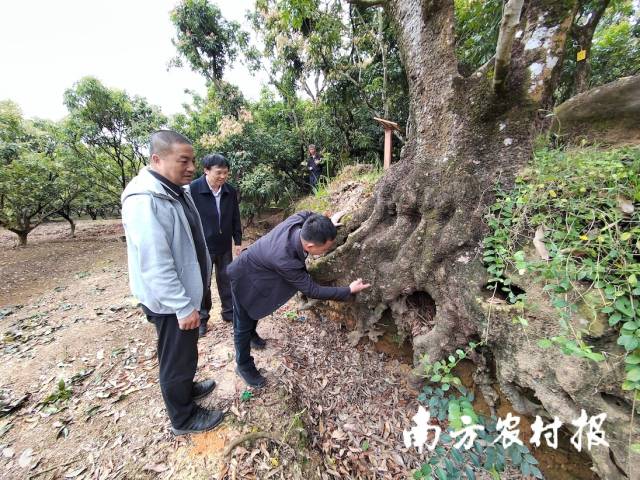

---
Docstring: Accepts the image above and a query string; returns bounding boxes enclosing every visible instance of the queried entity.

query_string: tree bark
[57,209,76,238]
[493,0,525,93]
[552,73,640,142]
[12,230,29,247]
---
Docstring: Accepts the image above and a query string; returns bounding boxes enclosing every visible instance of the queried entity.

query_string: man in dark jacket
[227,211,370,387]
[189,154,242,337]
[306,144,322,190]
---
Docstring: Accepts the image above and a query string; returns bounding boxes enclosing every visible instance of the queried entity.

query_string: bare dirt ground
[0,220,424,479]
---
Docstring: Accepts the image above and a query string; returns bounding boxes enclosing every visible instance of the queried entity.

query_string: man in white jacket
[121,130,224,435]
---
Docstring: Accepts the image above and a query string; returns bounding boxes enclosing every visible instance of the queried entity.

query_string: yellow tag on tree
[577,49,587,61]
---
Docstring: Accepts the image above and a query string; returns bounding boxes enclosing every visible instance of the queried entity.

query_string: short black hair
[300,213,337,244]
[202,153,230,170]
[150,130,192,156]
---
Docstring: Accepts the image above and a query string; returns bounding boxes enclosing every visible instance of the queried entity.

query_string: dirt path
[0,220,422,479]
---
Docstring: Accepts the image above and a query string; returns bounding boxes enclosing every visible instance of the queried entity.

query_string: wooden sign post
[374,117,400,170]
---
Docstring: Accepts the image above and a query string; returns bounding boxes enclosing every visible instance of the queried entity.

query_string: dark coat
[307,153,322,173]
[189,175,242,255]
[227,211,352,319]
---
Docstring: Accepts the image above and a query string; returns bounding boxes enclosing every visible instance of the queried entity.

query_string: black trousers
[201,250,233,323]
[147,313,198,428]
[231,290,260,370]
[309,169,321,189]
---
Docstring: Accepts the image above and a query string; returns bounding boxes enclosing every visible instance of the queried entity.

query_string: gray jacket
[121,167,212,320]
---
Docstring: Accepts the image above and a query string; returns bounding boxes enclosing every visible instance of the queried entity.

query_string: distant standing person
[227,211,371,388]
[307,144,323,190]
[189,154,242,337]
[121,130,224,435]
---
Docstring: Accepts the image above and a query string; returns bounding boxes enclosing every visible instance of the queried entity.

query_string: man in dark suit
[227,211,371,387]
[189,154,242,337]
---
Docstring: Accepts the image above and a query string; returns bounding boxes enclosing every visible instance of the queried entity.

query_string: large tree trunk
[317,0,576,359]
[312,0,637,478]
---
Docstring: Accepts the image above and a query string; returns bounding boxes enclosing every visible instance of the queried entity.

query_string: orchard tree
[0,112,83,245]
[249,0,409,162]
[63,77,166,197]
[170,0,248,89]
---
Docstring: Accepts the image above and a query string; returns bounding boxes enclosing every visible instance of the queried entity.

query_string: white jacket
[121,167,212,319]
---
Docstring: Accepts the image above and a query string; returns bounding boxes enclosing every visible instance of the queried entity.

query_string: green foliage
[63,76,166,194]
[41,379,72,406]
[415,345,543,480]
[454,0,503,72]
[240,390,253,402]
[171,1,404,214]
[483,145,640,395]
[171,82,248,160]
[0,110,87,244]
[239,163,294,218]
[170,0,247,83]
[419,344,476,393]
[589,17,640,86]
[0,100,28,164]
[249,0,408,164]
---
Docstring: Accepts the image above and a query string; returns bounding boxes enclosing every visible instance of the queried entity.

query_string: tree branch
[493,0,525,93]
[472,54,496,78]
[333,70,405,143]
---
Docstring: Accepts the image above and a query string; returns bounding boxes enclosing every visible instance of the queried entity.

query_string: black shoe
[235,366,266,388]
[171,406,225,435]
[199,323,208,337]
[251,333,267,350]
[192,379,216,400]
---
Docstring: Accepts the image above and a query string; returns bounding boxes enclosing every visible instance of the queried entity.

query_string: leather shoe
[199,323,207,337]
[235,366,266,388]
[251,333,266,349]
[171,406,224,435]
[192,379,216,400]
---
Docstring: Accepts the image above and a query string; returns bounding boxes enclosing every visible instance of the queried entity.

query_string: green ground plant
[482,144,640,455]
[414,343,543,479]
